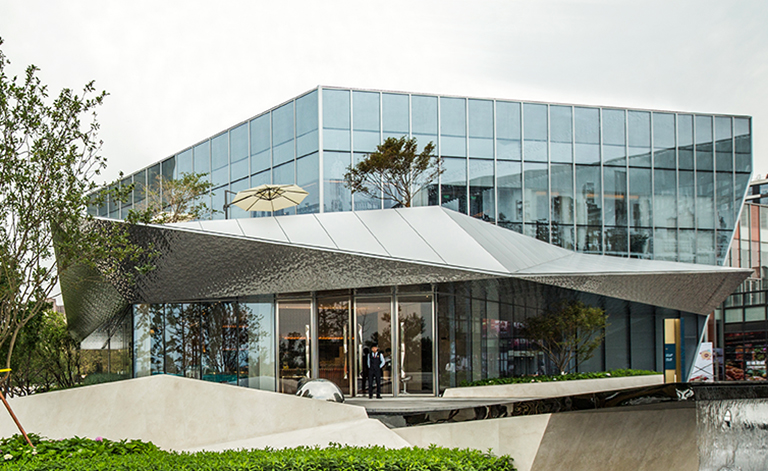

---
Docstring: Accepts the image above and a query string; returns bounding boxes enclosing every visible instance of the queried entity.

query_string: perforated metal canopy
[60,206,751,340]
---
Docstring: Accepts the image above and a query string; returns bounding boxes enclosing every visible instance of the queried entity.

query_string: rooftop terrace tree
[0,38,154,380]
[343,136,441,208]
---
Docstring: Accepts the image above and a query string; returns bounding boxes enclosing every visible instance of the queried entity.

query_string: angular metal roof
[61,206,751,340]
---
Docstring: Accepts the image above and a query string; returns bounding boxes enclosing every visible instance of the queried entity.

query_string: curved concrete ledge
[0,375,371,450]
[442,374,664,398]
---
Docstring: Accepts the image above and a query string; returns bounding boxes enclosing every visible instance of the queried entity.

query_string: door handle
[343,323,348,380]
[305,324,310,378]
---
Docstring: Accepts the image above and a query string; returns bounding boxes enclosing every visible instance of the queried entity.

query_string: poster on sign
[690,341,714,382]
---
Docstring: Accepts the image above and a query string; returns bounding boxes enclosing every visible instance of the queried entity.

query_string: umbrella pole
[0,370,33,447]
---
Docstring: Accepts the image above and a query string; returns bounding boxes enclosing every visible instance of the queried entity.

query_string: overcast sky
[1,0,767,184]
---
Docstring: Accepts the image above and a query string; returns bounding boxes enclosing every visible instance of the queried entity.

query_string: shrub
[459,368,659,387]
[0,436,515,471]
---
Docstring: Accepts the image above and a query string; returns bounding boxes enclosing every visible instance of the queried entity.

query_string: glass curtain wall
[101,87,751,265]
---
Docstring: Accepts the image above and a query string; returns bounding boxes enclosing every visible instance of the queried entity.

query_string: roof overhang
[60,206,751,340]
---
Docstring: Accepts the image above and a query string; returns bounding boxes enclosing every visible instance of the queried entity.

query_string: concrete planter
[442,374,664,398]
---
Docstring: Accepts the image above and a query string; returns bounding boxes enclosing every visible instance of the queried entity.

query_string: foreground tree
[343,136,441,208]
[524,300,608,374]
[0,38,153,377]
[132,172,214,223]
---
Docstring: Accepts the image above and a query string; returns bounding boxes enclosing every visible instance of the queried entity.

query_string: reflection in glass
[469,159,494,222]
[323,151,351,212]
[577,225,602,254]
[734,117,751,173]
[176,149,193,176]
[653,113,675,169]
[272,162,295,215]
[165,304,201,379]
[629,167,651,227]
[382,93,408,140]
[717,171,734,230]
[523,103,547,162]
[654,228,677,261]
[679,170,695,228]
[679,229,696,263]
[524,162,549,241]
[278,301,311,394]
[441,157,467,214]
[697,230,716,265]
[603,109,626,166]
[497,101,521,160]
[715,116,733,172]
[697,171,715,229]
[550,105,572,163]
[440,97,466,157]
[468,99,493,158]
[696,115,713,171]
[242,300,275,390]
[272,103,295,166]
[497,160,522,232]
[356,297,393,396]
[654,169,677,227]
[412,95,437,153]
[398,295,433,395]
[575,107,599,164]
[627,111,650,167]
[318,297,351,395]
[551,164,574,249]
[678,114,694,170]
[603,166,627,226]
[575,165,601,226]
[353,152,382,211]
[353,91,380,153]
[250,114,271,174]
[296,91,319,157]
[296,153,319,214]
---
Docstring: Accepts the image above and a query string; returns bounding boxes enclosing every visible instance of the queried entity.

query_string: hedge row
[459,368,660,387]
[0,435,515,471]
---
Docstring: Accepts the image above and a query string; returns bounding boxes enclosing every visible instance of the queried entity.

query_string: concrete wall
[395,414,551,471]
[531,405,698,471]
[0,375,405,450]
[442,374,664,398]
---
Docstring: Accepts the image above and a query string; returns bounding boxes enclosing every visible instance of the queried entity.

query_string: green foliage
[0,37,157,371]
[0,436,514,470]
[0,309,81,396]
[460,368,660,387]
[524,300,608,374]
[129,172,214,224]
[344,136,441,208]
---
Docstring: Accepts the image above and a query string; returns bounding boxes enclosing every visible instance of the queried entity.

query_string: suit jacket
[367,352,385,374]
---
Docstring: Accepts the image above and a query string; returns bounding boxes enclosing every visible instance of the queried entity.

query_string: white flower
[31,450,37,456]
[4,454,13,460]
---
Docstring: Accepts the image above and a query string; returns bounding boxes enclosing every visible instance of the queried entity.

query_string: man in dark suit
[367,345,385,399]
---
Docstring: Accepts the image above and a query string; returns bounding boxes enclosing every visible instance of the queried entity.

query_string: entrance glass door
[317,297,351,395]
[277,301,311,394]
[398,294,434,394]
[355,297,393,396]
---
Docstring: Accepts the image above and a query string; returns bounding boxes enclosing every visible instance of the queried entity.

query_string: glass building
[92,86,752,266]
[75,87,753,395]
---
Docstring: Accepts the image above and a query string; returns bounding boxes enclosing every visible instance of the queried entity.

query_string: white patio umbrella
[229,184,309,213]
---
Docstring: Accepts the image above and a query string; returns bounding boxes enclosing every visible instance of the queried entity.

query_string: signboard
[664,344,676,370]
[690,341,714,382]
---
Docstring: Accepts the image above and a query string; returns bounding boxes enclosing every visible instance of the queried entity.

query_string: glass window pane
[148,164,161,195]
[242,299,275,390]
[717,171,734,230]
[550,106,572,163]
[603,109,626,166]
[679,229,695,263]
[604,166,627,226]
[250,114,271,174]
[133,169,147,204]
[715,116,733,172]
[523,161,548,224]
[353,152,382,211]
[296,91,318,157]
[228,177,251,219]
[628,111,650,167]
[605,226,627,256]
[176,149,193,177]
[323,151,351,212]
[468,99,493,158]
[734,117,751,173]
[678,114,694,170]
[296,153,319,214]
[469,158,494,222]
[697,171,715,229]
[440,97,466,157]
[211,185,226,220]
[629,167,651,227]
[576,165,601,226]
[551,163,573,224]
[497,160,522,231]
[353,91,380,153]
[577,225,602,254]
[382,93,409,138]
[523,104,547,162]
[696,115,713,171]
[412,95,437,153]
[654,228,677,261]
[575,107,600,164]
[273,162,295,216]
[441,157,467,213]
[162,157,175,183]
[653,112,675,169]
[497,101,521,160]
[273,103,295,165]
[679,170,695,228]
[230,123,248,164]
[697,229,716,265]
[654,168,677,227]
